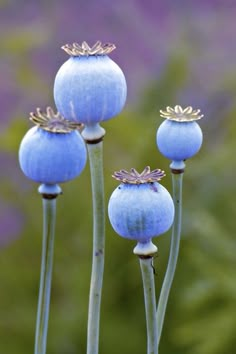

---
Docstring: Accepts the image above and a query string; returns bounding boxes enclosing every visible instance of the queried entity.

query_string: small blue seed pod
[156,105,203,168]
[108,167,174,256]
[19,107,87,184]
[54,41,127,125]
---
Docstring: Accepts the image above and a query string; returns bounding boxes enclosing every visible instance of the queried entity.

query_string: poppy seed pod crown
[108,167,175,256]
[19,107,87,184]
[53,41,127,125]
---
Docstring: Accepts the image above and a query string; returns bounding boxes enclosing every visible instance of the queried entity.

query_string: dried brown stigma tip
[160,105,204,122]
[112,166,165,184]
[61,40,116,57]
[29,107,82,133]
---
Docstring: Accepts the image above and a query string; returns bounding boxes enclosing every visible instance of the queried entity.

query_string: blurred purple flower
[1,0,236,126]
[0,202,24,248]
[0,152,28,248]
[0,153,31,193]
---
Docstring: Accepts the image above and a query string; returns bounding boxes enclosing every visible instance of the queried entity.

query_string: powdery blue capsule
[54,41,127,125]
[156,105,203,166]
[19,107,87,184]
[108,167,175,256]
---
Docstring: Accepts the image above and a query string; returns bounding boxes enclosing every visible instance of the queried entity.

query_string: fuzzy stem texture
[34,197,57,354]
[140,257,158,354]
[156,172,183,347]
[86,141,105,354]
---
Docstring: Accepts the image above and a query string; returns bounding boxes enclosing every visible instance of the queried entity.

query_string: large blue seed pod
[156,105,203,163]
[19,107,87,184]
[108,167,174,255]
[53,41,127,125]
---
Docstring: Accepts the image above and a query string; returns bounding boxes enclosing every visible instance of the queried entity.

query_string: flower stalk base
[156,171,183,347]
[86,141,105,354]
[139,256,158,354]
[34,187,60,354]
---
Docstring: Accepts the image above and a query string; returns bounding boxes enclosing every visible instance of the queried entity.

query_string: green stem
[34,196,57,354]
[139,256,158,354]
[86,141,105,354]
[156,171,183,347]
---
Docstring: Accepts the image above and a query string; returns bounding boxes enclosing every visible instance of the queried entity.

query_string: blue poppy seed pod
[108,167,175,256]
[53,41,127,126]
[156,105,203,169]
[19,107,87,184]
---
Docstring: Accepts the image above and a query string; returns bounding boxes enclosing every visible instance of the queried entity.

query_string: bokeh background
[1,1,236,353]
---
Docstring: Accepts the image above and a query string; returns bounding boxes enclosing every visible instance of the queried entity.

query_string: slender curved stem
[156,171,183,347]
[86,141,105,354]
[34,196,57,354]
[139,256,158,354]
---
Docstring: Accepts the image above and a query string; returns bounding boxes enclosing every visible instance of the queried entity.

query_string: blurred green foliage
[1,68,236,354]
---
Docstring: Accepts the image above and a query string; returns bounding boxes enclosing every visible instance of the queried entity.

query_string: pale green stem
[156,171,183,347]
[86,141,105,354]
[34,196,57,354]
[139,256,158,354]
